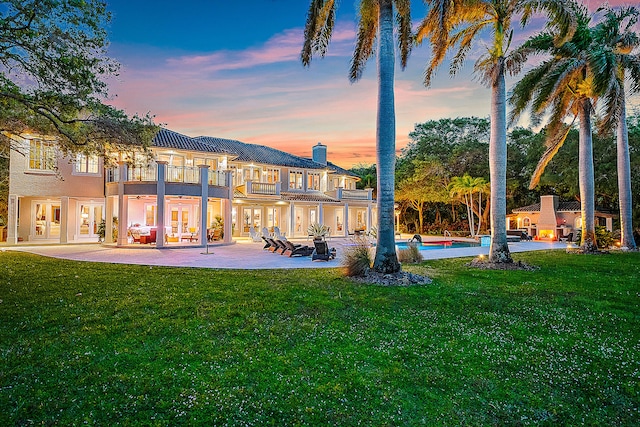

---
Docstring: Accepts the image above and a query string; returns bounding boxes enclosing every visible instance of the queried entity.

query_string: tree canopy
[0,0,157,159]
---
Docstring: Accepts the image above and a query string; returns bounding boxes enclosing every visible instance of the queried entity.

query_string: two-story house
[5,128,376,247]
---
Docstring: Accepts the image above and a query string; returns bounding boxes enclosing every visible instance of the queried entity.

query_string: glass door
[33,201,61,240]
[78,203,103,239]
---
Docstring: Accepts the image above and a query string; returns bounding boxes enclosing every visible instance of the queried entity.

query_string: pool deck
[3,236,571,270]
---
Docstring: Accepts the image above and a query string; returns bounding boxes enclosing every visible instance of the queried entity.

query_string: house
[506,195,615,240]
[4,129,376,247]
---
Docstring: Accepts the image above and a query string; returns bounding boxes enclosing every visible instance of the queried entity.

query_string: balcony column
[156,161,167,248]
[343,203,349,237]
[6,194,18,244]
[367,203,373,232]
[117,162,129,246]
[318,203,324,226]
[223,199,232,243]
[199,165,209,247]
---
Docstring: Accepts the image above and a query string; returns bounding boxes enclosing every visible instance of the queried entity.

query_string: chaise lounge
[282,240,314,257]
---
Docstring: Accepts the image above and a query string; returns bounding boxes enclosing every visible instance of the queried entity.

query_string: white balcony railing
[241,181,280,196]
[326,188,373,200]
[106,165,231,187]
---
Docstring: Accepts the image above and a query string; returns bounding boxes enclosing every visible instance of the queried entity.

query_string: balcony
[326,188,373,201]
[238,180,281,196]
[106,165,230,187]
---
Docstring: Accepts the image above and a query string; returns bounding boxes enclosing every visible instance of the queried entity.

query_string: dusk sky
[105,0,638,168]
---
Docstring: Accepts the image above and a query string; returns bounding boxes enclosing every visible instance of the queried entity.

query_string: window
[263,168,280,184]
[28,139,56,171]
[194,158,218,170]
[523,217,531,227]
[307,172,320,190]
[243,166,260,182]
[289,170,303,190]
[75,154,100,174]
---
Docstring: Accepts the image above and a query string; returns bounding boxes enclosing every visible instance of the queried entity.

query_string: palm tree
[592,5,640,250]
[302,0,412,273]
[448,174,488,237]
[417,0,575,263]
[509,4,599,252]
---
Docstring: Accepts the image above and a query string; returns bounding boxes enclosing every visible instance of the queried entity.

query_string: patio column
[117,161,129,246]
[223,199,232,243]
[156,161,167,248]
[60,196,69,244]
[343,203,349,237]
[199,165,209,247]
[6,194,18,244]
[606,217,613,232]
[318,203,324,226]
[105,196,114,244]
[367,203,372,232]
[288,201,295,237]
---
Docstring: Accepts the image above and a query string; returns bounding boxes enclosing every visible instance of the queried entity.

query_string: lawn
[1,250,638,426]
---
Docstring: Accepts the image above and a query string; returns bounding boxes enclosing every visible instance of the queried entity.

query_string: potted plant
[308,222,329,241]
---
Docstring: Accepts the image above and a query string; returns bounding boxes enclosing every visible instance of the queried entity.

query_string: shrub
[576,225,615,249]
[342,237,373,277]
[398,242,423,264]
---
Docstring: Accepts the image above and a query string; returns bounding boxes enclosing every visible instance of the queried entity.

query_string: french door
[32,201,61,240]
[78,203,103,240]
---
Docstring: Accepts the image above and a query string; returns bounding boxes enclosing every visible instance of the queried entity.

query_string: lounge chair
[249,226,262,242]
[312,239,336,261]
[560,232,573,242]
[273,239,288,254]
[273,226,286,240]
[282,240,314,257]
[265,237,280,252]
[208,228,222,242]
[262,227,272,238]
[261,236,273,250]
[409,234,422,243]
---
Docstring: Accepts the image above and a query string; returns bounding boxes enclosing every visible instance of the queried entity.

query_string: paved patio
[4,237,570,269]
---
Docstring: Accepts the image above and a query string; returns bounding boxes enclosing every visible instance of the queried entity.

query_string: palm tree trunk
[578,99,597,252]
[616,94,637,249]
[373,0,400,273]
[488,63,512,262]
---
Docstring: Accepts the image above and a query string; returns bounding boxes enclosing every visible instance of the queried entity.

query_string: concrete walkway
[4,238,570,270]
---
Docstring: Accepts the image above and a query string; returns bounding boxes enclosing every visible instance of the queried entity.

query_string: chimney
[538,195,559,239]
[312,142,327,165]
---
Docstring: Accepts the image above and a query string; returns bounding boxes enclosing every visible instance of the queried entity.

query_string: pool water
[395,240,479,251]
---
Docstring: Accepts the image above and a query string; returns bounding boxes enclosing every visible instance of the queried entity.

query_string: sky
[105,0,637,168]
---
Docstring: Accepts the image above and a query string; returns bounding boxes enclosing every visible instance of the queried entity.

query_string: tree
[509,3,604,252]
[417,0,575,263]
[448,174,489,237]
[302,0,412,273]
[591,5,640,250]
[0,0,156,160]
[396,158,449,233]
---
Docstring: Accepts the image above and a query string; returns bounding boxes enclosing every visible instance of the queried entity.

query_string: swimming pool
[395,240,479,251]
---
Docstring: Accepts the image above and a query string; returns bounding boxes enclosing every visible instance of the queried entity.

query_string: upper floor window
[307,172,320,191]
[522,217,531,227]
[74,154,100,175]
[194,157,218,170]
[243,166,260,182]
[263,168,280,184]
[289,170,303,190]
[28,139,56,171]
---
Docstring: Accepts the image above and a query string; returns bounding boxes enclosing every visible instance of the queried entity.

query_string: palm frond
[349,0,378,82]
[301,0,337,66]
[529,121,573,189]
[394,0,412,70]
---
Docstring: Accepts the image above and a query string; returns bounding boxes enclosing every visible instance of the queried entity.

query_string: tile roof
[197,136,327,170]
[281,191,339,203]
[513,200,595,213]
[152,128,229,154]
[152,128,359,178]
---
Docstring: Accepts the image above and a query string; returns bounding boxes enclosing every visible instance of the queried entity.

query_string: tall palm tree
[302,0,412,273]
[509,4,600,252]
[448,174,489,237]
[592,5,640,250]
[417,0,575,263]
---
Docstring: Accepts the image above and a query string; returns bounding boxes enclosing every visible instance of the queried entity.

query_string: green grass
[1,250,638,426]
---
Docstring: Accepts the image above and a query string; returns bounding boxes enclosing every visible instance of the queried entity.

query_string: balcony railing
[106,165,230,187]
[238,181,280,196]
[326,188,373,200]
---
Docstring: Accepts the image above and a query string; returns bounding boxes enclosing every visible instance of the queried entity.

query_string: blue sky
[104,1,636,167]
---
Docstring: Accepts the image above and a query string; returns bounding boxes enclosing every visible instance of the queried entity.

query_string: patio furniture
[273,226,286,240]
[139,228,157,244]
[409,234,422,243]
[282,240,314,257]
[312,240,336,261]
[262,227,272,238]
[249,226,262,242]
[560,232,573,242]
[273,239,288,254]
[208,228,222,242]
[266,237,280,253]
[261,236,273,250]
